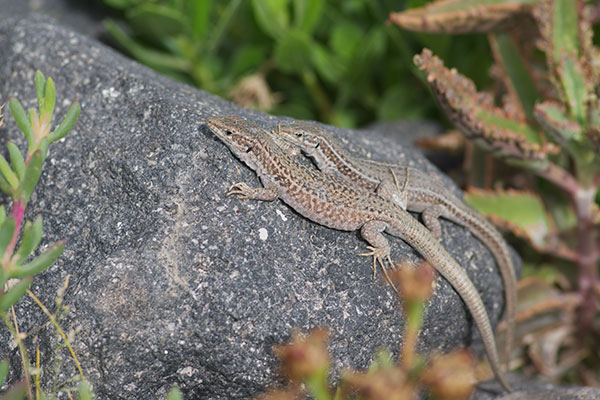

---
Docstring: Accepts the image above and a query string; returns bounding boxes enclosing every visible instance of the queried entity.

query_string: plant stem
[573,186,599,333]
[2,200,25,266]
[2,309,33,400]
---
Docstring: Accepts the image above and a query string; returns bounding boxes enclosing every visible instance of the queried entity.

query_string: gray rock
[0,13,519,399]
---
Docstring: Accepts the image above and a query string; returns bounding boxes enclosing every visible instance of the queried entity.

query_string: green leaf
[0,206,6,226]
[7,143,26,181]
[9,241,65,278]
[0,359,8,385]
[492,33,539,119]
[41,77,56,119]
[552,0,579,63]
[0,380,27,400]
[189,0,212,40]
[465,189,552,250]
[14,217,43,266]
[0,269,5,294]
[35,70,46,106]
[8,98,33,144]
[293,0,323,33]
[310,44,345,84]
[274,30,314,73]
[0,277,33,312]
[0,154,19,190]
[534,101,582,143]
[0,174,13,196]
[560,55,587,125]
[77,381,94,400]
[104,20,190,72]
[20,150,43,202]
[251,0,290,39]
[49,101,80,143]
[477,110,542,144]
[329,22,363,60]
[126,4,186,39]
[166,387,183,400]
[0,217,16,257]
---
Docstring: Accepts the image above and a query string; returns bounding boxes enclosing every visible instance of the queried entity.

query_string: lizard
[206,115,511,392]
[273,120,517,369]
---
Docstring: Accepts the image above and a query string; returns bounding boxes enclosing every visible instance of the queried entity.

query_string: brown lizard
[274,121,517,369]
[206,115,511,391]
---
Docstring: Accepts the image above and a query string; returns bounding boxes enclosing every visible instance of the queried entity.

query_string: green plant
[0,71,81,399]
[390,0,600,384]
[100,0,493,127]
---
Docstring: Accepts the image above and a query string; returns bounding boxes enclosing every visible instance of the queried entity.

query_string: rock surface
[0,11,524,400]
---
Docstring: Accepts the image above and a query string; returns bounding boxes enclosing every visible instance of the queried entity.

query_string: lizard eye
[295,132,302,138]
[225,130,233,136]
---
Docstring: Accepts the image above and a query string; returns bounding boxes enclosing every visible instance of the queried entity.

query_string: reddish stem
[2,200,25,266]
[573,187,599,333]
[535,162,579,197]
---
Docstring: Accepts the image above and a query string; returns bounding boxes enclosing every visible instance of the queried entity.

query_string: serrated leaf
[126,3,185,40]
[41,77,56,119]
[9,241,65,278]
[8,98,33,144]
[293,0,323,33]
[0,277,33,312]
[14,217,43,265]
[49,101,80,143]
[465,188,552,250]
[7,143,26,181]
[20,150,43,202]
[534,101,582,144]
[560,55,587,125]
[389,0,537,34]
[0,154,19,190]
[274,30,314,73]
[0,217,16,257]
[551,0,579,63]
[251,0,290,39]
[414,48,554,166]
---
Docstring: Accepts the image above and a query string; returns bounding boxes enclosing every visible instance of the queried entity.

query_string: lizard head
[206,115,263,156]
[274,122,330,156]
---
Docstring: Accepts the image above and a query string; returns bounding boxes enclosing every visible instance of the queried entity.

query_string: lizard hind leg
[358,246,399,293]
[358,220,399,293]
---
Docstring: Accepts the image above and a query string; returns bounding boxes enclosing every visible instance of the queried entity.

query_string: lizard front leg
[227,181,279,201]
[358,220,398,293]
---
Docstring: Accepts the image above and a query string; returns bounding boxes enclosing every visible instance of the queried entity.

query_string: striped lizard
[206,115,511,391]
[273,121,517,369]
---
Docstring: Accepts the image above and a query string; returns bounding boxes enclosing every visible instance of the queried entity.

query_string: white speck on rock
[276,209,288,221]
[102,87,121,99]
[258,228,268,241]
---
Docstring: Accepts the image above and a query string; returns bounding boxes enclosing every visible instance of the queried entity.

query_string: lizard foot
[226,182,254,199]
[359,246,399,293]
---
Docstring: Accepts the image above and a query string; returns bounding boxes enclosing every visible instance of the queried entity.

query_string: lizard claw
[359,246,399,293]
[227,182,253,198]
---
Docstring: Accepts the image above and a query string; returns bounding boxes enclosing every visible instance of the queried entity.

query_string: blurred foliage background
[98,0,493,128]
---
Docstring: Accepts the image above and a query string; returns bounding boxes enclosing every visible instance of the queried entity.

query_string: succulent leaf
[389,0,536,34]
[9,240,65,279]
[414,48,554,167]
[0,277,33,312]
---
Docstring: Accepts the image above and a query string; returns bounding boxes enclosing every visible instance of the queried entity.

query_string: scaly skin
[275,120,517,370]
[206,115,511,392]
